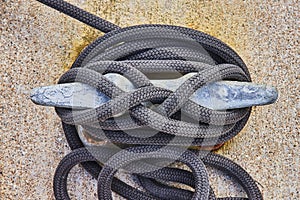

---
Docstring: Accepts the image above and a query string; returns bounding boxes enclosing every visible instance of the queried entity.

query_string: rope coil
[36,0,263,199]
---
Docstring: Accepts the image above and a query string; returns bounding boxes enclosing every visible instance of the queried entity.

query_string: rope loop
[35,1,263,199]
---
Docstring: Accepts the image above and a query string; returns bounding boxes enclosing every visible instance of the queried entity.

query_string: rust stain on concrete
[64,0,250,71]
[62,1,117,71]
[62,0,251,152]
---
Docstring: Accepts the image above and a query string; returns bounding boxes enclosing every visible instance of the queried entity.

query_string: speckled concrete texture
[1,0,299,199]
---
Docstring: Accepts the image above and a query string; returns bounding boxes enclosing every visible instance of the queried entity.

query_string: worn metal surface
[30,73,278,110]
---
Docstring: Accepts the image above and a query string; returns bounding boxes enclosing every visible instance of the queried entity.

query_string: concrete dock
[1,0,299,199]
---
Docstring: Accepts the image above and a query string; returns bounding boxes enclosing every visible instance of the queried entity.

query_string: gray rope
[36,0,119,32]
[36,0,262,199]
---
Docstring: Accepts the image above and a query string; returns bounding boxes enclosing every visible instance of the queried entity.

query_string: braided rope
[36,0,263,199]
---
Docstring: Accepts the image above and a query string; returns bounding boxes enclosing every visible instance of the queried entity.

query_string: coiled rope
[36,0,262,199]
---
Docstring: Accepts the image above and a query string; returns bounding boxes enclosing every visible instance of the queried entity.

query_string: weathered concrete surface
[1,0,299,199]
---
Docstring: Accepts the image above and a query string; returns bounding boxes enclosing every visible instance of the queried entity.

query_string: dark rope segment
[36,0,119,32]
[53,147,262,200]
[35,0,263,199]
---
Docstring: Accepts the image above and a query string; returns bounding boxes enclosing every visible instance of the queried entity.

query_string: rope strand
[35,1,262,199]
